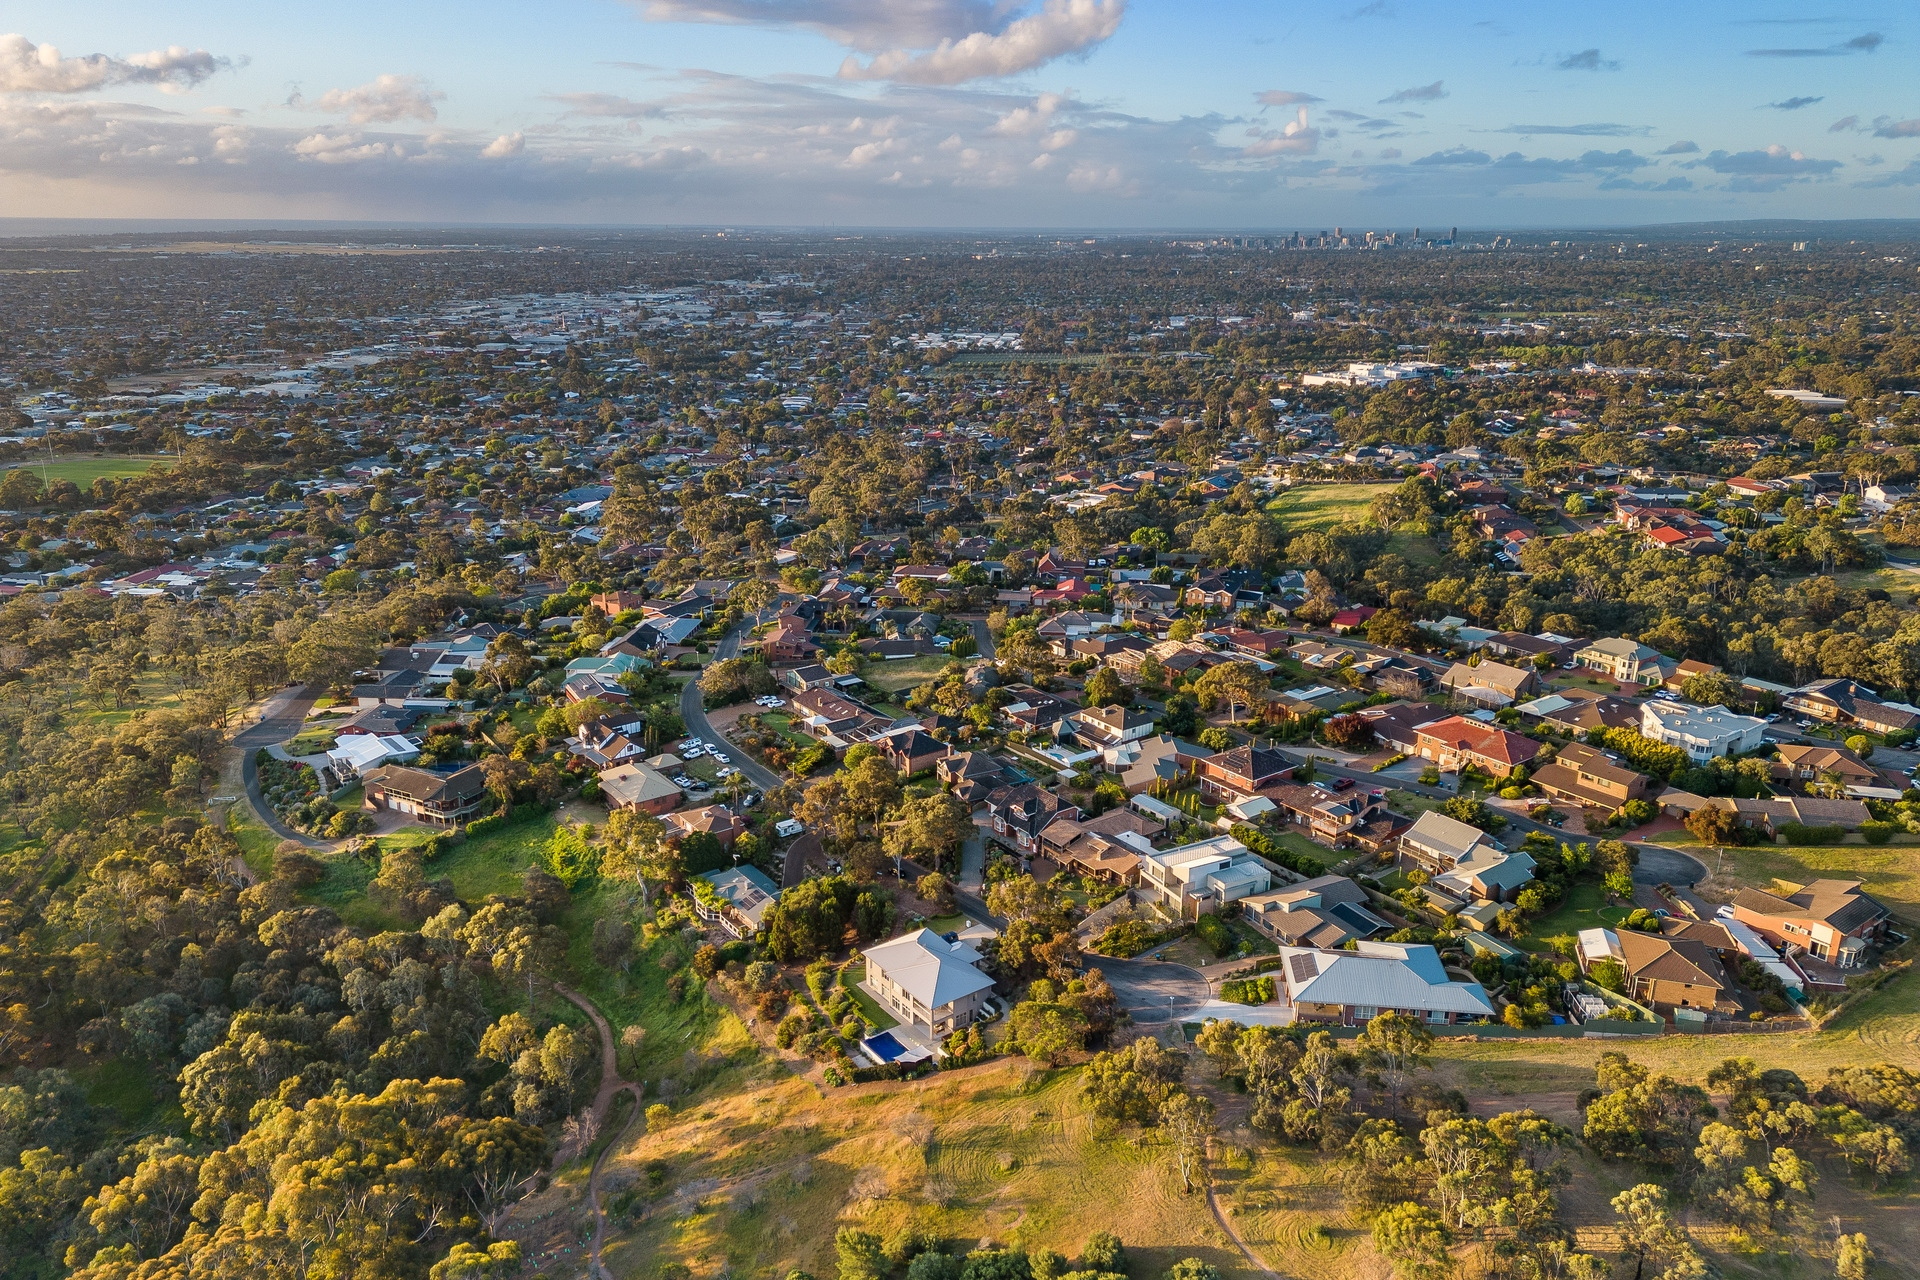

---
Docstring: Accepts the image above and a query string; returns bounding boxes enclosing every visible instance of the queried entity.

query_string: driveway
[1090,956,1212,1026]
[678,624,782,793]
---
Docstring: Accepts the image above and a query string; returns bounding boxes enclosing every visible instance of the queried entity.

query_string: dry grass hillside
[511,966,1920,1280]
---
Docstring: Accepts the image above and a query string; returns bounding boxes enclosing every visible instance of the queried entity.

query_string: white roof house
[1278,941,1496,1025]
[328,732,421,778]
[862,928,997,1036]
[1640,700,1768,762]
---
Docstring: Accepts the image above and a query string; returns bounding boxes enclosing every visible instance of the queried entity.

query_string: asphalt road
[235,684,329,849]
[968,615,996,660]
[1092,956,1213,1025]
[677,623,782,793]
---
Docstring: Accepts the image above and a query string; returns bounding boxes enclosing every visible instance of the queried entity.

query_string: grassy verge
[1265,482,1396,530]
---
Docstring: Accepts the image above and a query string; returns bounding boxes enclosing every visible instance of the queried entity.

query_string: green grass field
[3,455,169,486]
[863,654,956,693]
[1266,483,1396,531]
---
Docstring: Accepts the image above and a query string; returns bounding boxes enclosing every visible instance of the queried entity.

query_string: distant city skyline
[3,1,1918,226]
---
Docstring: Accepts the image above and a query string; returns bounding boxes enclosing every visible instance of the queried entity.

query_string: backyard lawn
[838,961,899,1031]
[1517,880,1630,951]
[862,653,954,693]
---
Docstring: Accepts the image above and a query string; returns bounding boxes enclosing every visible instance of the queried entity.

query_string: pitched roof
[1617,930,1730,992]
[863,928,996,1009]
[1279,941,1495,1016]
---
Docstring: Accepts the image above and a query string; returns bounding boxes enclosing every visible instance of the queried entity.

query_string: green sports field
[2,456,170,485]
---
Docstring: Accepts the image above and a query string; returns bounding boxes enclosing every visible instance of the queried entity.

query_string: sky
[2,1,1918,229]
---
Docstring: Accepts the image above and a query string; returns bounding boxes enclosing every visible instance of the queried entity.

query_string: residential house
[1731,879,1891,969]
[1411,715,1542,777]
[362,763,487,825]
[983,784,1081,857]
[1770,743,1884,794]
[1360,702,1447,756]
[1440,659,1538,707]
[998,685,1073,734]
[694,865,779,939]
[790,687,893,748]
[1484,632,1572,666]
[1664,658,1720,693]
[328,732,421,780]
[1240,875,1392,948]
[1039,807,1165,884]
[1513,690,1643,736]
[937,751,1005,804]
[1640,700,1768,762]
[879,727,949,777]
[1689,794,1871,837]
[1195,744,1296,802]
[1530,744,1651,817]
[1278,942,1496,1027]
[665,804,746,847]
[1329,606,1377,634]
[598,761,683,816]
[1071,704,1157,750]
[1574,637,1670,686]
[563,672,632,706]
[758,613,818,664]
[1112,733,1208,793]
[1615,930,1738,1015]
[1400,810,1535,904]
[1139,834,1273,918]
[780,663,837,692]
[1784,678,1920,736]
[862,929,997,1036]
[1262,781,1402,850]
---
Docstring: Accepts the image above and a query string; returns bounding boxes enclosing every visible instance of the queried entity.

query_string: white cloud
[839,0,1125,84]
[0,32,227,94]
[1257,89,1322,106]
[634,0,1002,52]
[305,74,441,124]
[1243,106,1318,156]
[481,132,525,158]
[294,131,395,163]
[992,92,1066,135]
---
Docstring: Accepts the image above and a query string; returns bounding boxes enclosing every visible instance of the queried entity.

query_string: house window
[1811,942,1829,958]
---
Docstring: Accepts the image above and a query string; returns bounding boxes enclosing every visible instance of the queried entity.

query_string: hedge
[464,814,504,838]
[1776,822,1845,846]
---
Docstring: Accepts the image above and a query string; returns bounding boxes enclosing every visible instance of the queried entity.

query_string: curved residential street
[1092,956,1213,1025]
[234,684,330,849]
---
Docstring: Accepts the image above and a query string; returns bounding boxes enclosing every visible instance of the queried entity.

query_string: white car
[713,751,732,764]
[681,751,703,762]
[716,766,738,779]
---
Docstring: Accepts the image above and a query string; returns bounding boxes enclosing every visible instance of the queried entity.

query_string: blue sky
[3,1,1917,226]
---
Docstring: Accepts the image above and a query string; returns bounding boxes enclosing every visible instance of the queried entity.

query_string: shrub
[1861,821,1895,845]
[1087,919,1181,957]
[465,813,503,838]
[1220,976,1275,1005]
[1193,912,1232,957]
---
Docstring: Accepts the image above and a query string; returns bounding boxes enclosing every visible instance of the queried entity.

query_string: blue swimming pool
[863,1032,908,1062]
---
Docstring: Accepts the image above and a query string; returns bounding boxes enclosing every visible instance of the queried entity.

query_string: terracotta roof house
[1731,879,1891,970]
[1531,743,1651,816]
[1411,715,1542,777]
[665,804,746,847]
[362,763,487,826]
[1616,930,1738,1015]
[757,613,818,664]
[1360,701,1448,755]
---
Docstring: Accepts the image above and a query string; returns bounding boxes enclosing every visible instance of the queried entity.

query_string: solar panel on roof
[1288,953,1319,982]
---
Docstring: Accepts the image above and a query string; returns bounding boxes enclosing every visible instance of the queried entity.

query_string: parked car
[1330,776,1355,791]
